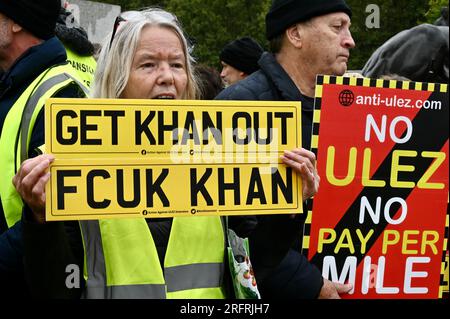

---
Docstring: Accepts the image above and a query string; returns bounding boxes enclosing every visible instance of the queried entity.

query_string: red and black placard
[304,75,449,299]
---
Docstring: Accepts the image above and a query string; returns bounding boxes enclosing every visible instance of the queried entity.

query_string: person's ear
[11,23,22,33]
[285,24,303,49]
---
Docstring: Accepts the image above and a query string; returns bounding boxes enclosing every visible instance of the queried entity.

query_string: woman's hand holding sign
[13,154,54,223]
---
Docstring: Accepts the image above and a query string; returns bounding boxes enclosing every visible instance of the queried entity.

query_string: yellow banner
[45,99,301,160]
[46,158,302,221]
[45,99,303,220]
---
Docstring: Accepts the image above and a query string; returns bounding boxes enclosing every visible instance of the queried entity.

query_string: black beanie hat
[266,0,352,40]
[56,7,95,56]
[220,37,264,75]
[0,0,61,40]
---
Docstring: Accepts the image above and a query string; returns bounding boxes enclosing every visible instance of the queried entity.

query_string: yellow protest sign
[46,99,300,160]
[46,158,300,221]
[45,99,303,221]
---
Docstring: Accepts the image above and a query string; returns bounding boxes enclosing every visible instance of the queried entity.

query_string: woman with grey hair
[17,8,226,299]
[16,8,320,299]
[92,8,198,100]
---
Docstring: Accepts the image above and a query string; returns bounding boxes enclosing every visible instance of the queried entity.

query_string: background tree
[166,0,270,70]
[423,0,448,23]
[98,0,166,10]
[96,0,436,70]
[346,0,430,70]
[97,0,270,69]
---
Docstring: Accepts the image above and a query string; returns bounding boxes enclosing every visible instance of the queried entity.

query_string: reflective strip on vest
[165,263,224,292]
[0,64,88,228]
[83,284,167,299]
[79,220,167,299]
[164,216,225,297]
[19,73,89,163]
[80,217,225,299]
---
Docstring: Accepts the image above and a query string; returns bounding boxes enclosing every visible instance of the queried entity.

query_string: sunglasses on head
[109,15,127,50]
[108,10,179,51]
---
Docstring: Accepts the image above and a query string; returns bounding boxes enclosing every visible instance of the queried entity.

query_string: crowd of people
[0,0,448,299]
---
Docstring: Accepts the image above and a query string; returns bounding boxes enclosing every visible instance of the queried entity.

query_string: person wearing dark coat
[362,24,449,84]
[0,0,86,298]
[17,7,321,299]
[217,0,356,299]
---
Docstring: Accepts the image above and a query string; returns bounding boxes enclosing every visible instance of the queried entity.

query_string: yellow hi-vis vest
[80,216,226,299]
[65,47,96,89]
[0,63,89,227]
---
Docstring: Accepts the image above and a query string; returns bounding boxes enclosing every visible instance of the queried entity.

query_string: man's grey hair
[91,8,199,99]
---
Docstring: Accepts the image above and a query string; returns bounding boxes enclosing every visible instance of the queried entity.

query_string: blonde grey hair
[91,8,199,99]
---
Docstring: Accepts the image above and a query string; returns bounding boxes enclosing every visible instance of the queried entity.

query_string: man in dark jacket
[0,0,86,297]
[216,0,355,298]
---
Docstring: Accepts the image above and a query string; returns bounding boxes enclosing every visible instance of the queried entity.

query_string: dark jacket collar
[258,52,303,101]
[0,37,67,97]
[258,52,314,110]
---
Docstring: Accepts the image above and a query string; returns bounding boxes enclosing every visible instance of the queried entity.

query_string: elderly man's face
[300,12,355,76]
[220,61,246,86]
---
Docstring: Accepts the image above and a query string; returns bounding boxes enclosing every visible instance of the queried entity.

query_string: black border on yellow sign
[45,99,304,221]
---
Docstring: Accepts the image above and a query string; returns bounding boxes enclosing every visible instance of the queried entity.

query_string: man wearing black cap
[219,37,264,86]
[217,0,355,298]
[0,0,88,296]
